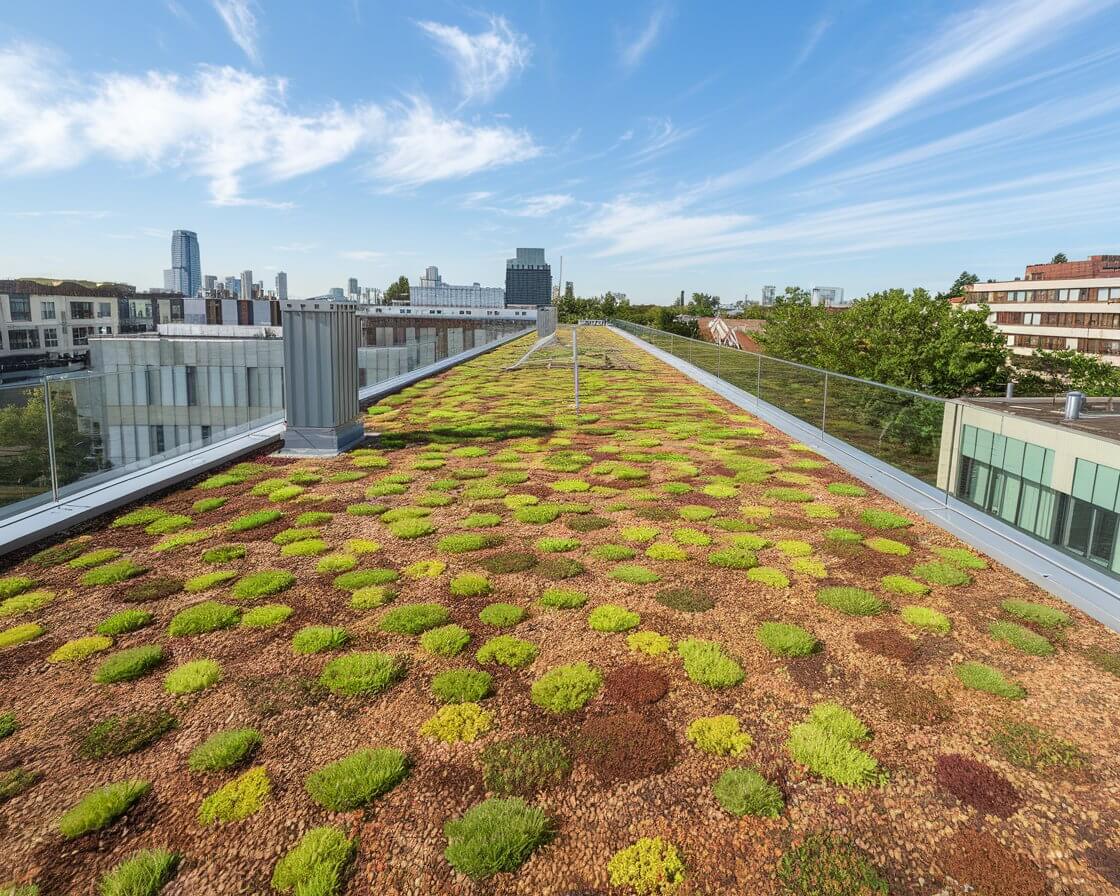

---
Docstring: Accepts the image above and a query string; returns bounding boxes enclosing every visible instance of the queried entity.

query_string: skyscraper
[169,230,201,298]
[505,248,552,307]
[275,272,288,301]
[241,270,253,303]
[204,275,217,291]
[225,276,240,297]
[347,277,359,296]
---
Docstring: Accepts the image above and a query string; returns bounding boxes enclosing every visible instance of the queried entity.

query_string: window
[7,329,40,350]
[43,328,58,348]
[71,326,93,346]
[186,366,198,406]
[41,300,56,320]
[70,301,94,319]
[9,295,31,321]
[98,302,112,318]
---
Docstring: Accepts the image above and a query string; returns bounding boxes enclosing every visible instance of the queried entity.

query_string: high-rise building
[505,248,552,307]
[347,277,359,297]
[241,270,253,304]
[412,265,504,308]
[761,286,777,306]
[224,276,240,297]
[275,272,288,301]
[163,269,174,292]
[811,286,845,307]
[169,230,201,298]
[328,287,345,300]
[204,275,217,291]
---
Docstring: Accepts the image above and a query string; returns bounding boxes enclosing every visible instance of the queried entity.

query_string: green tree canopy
[1050,253,1068,264]
[1014,349,1120,397]
[942,271,979,298]
[384,275,410,303]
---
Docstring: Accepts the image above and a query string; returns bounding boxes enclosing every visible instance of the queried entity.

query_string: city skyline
[2,1,1120,302]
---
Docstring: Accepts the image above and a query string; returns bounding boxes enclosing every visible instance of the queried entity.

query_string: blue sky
[1,0,1119,303]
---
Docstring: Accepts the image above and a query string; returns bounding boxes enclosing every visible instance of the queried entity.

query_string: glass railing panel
[0,381,54,517]
[758,355,827,430]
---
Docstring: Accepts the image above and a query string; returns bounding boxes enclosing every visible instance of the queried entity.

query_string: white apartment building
[410,265,505,308]
[961,277,1120,366]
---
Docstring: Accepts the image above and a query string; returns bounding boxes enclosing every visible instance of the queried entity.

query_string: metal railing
[613,319,1120,588]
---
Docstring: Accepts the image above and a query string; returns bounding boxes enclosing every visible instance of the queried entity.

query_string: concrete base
[280,420,365,456]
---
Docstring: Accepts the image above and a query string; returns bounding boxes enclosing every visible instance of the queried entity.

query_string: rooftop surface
[962,395,1120,444]
[2,328,1120,895]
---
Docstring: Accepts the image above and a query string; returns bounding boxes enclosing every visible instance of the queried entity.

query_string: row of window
[5,296,117,322]
[994,311,1120,328]
[1009,333,1120,355]
[1,325,113,350]
[969,286,1120,304]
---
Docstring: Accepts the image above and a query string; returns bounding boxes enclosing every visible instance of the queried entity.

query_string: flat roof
[966,276,1120,290]
[962,395,1120,444]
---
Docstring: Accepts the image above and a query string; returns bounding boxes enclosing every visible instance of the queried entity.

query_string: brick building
[1025,255,1120,281]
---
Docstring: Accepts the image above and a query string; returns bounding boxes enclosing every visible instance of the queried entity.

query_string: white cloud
[510,194,574,217]
[619,3,670,71]
[627,117,695,165]
[417,16,530,104]
[0,46,539,203]
[212,0,260,65]
[370,99,539,189]
[6,209,111,219]
[576,196,753,258]
[338,249,385,261]
[792,16,832,70]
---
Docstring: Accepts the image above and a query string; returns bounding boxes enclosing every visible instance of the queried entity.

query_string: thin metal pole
[43,378,60,502]
[821,372,829,434]
[716,342,721,379]
[756,352,762,398]
[572,326,579,412]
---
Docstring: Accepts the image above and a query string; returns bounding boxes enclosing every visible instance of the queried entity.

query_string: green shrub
[193,497,227,514]
[990,720,1085,771]
[78,710,176,759]
[0,621,43,649]
[112,507,168,528]
[743,567,787,589]
[389,518,437,539]
[912,561,970,586]
[293,625,349,654]
[151,529,213,553]
[479,603,524,627]
[227,510,283,532]
[82,560,148,586]
[94,645,165,683]
[333,568,398,591]
[202,544,246,564]
[121,576,183,602]
[28,541,85,567]
[536,536,581,553]
[241,604,292,627]
[381,603,451,634]
[764,487,813,503]
[48,635,113,663]
[826,527,863,542]
[859,509,911,529]
[198,766,270,824]
[419,624,471,657]
[588,604,640,632]
[687,715,751,756]
[295,510,334,526]
[432,669,493,703]
[808,702,870,741]
[0,590,53,618]
[268,485,304,503]
[881,575,929,595]
[627,631,672,656]
[932,546,987,569]
[590,544,636,561]
[444,797,551,880]
[713,767,784,818]
[898,605,950,634]
[1001,599,1071,628]
[756,622,818,657]
[537,587,587,609]
[70,548,124,569]
[531,662,602,712]
[404,559,446,578]
[184,570,238,592]
[654,586,715,612]
[777,833,888,895]
[480,735,571,796]
[168,601,239,636]
[306,748,408,810]
[644,541,687,561]
[989,620,1054,656]
[345,502,387,517]
[272,826,356,896]
[707,547,758,570]
[476,635,538,668]
[459,512,503,529]
[828,483,867,497]
[567,514,611,532]
[421,702,494,743]
[817,586,884,616]
[231,570,295,600]
[97,847,179,896]
[864,537,910,556]
[280,538,328,557]
[189,728,261,772]
[0,711,16,739]
[777,539,813,557]
[609,564,660,584]
[0,767,39,805]
[677,638,743,688]
[250,478,290,496]
[533,556,585,580]
[787,722,881,787]
[349,586,396,609]
[438,534,497,555]
[165,659,221,695]
[620,525,659,543]
[320,651,404,696]
[145,514,193,535]
[954,661,1025,699]
[607,837,685,896]
[450,572,491,597]
[316,553,357,574]
[480,551,537,573]
[58,780,150,838]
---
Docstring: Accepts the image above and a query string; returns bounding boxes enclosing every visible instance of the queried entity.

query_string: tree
[782,286,812,304]
[942,271,979,299]
[1014,349,1120,398]
[563,282,575,302]
[0,388,98,503]
[384,275,410,303]
[1051,253,1068,264]
[688,293,719,317]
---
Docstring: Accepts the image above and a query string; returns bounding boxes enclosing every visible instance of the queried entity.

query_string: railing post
[821,372,829,434]
[716,342,721,379]
[43,378,60,502]
[572,326,580,412]
[756,353,762,399]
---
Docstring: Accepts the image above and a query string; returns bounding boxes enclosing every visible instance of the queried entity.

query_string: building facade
[811,286,845,307]
[761,286,777,306]
[168,230,201,298]
[505,248,552,306]
[275,272,288,301]
[240,270,253,303]
[411,266,504,308]
[1026,254,1120,281]
[960,277,1120,365]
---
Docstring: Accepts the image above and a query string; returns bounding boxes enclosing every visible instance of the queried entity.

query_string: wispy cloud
[509,194,574,217]
[275,242,318,253]
[619,3,671,71]
[369,99,539,189]
[792,16,832,70]
[417,16,530,104]
[0,45,539,203]
[6,209,111,219]
[627,117,695,165]
[212,0,260,65]
[338,249,385,261]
